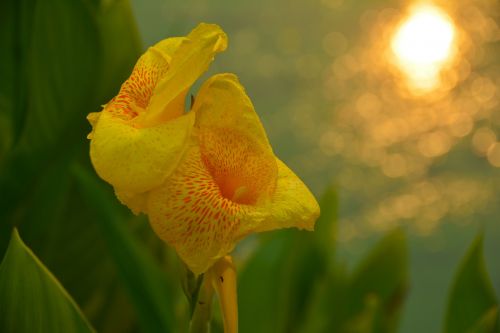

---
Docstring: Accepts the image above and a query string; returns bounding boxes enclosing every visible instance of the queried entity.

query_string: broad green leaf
[298,257,355,333]
[345,229,408,333]
[239,231,295,333]
[72,163,176,333]
[0,149,126,330]
[94,0,142,104]
[314,228,408,333]
[0,229,94,333]
[22,159,137,331]
[0,0,34,151]
[0,0,140,228]
[278,188,339,332]
[0,1,162,331]
[444,234,499,333]
[18,0,99,150]
[0,0,98,246]
[315,187,339,263]
[470,307,499,333]
[239,188,338,333]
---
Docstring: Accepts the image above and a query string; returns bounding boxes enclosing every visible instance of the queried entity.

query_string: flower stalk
[188,256,238,333]
[208,256,238,333]
[189,275,214,333]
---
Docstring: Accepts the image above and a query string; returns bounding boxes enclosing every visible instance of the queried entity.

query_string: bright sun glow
[392,4,456,90]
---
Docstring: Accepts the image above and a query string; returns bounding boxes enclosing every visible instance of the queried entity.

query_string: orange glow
[391,4,456,91]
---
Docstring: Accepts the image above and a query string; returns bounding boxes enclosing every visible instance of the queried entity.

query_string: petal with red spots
[139,23,228,126]
[87,24,227,198]
[104,37,185,122]
[193,74,278,205]
[147,146,245,275]
[236,159,320,238]
[90,111,194,195]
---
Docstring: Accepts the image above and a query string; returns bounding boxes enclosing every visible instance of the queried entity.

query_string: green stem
[188,276,214,333]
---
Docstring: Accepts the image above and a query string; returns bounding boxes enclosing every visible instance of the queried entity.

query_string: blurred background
[1,0,499,332]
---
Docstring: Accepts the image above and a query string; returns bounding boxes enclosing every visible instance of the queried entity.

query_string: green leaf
[0,0,34,151]
[0,0,142,254]
[347,229,408,333]
[316,228,408,333]
[238,231,294,333]
[470,307,499,333]
[444,234,499,333]
[0,229,94,333]
[239,188,338,333]
[94,0,142,104]
[315,187,339,263]
[72,163,176,333]
[17,0,99,150]
[0,0,100,237]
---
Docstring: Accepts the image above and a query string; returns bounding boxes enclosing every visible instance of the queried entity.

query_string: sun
[391,4,456,90]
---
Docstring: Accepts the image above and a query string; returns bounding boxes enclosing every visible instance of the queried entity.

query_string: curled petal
[193,73,278,205]
[89,111,195,195]
[138,23,228,126]
[235,159,320,238]
[103,37,185,122]
[193,73,272,152]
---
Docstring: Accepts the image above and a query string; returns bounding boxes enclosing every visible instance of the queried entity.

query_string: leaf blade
[72,163,176,333]
[0,229,94,333]
[444,234,499,333]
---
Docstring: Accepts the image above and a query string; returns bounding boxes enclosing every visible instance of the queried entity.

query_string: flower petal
[104,37,185,122]
[193,73,272,152]
[87,35,191,200]
[138,23,228,126]
[193,73,278,204]
[89,111,195,195]
[147,74,277,273]
[88,24,228,199]
[146,151,319,274]
[147,146,243,275]
[146,73,319,274]
[235,159,320,238]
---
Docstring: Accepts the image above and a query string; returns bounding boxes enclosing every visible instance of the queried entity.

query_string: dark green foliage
[239,188,337,333]
[344,229,408,333]
[0,230,94,333]
[444,235,499,333]
[73,165,176,333]
[300,229,409,333]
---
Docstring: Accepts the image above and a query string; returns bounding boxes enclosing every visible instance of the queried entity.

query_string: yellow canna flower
[87,23,320,275]
[88,23,227,213]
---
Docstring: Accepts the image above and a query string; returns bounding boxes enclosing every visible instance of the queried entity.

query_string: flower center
[199,127,277,205]
[218,177,254,205]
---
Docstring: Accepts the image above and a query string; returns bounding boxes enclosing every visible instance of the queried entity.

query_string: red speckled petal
[193,73,272,154]
[88,24,227,197]
[193,74,278,204]
[105,37,185,121]
[146,73,318,274]
[139,23,228,126]
[147,146,245,275]
[89,111,194,195]
[235,159,320,238]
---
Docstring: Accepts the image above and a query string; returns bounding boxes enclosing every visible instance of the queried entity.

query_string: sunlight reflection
[391,4,456,91]
[318,0,499,237]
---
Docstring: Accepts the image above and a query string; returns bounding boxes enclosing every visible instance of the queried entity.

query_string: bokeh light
[391,4,456,91]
